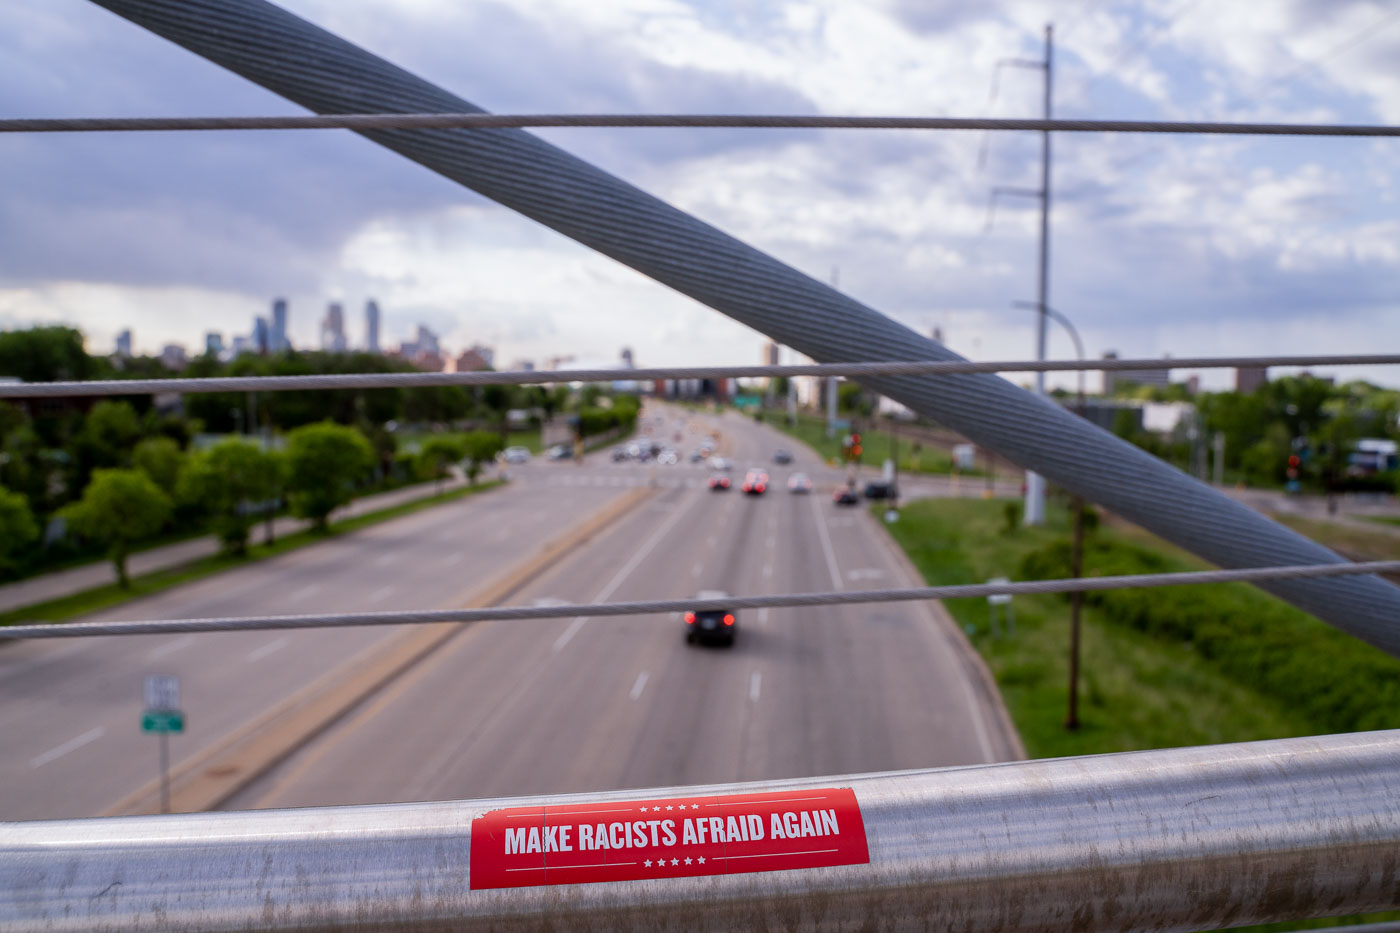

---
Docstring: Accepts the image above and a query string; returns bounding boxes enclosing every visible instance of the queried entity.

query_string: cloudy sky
[2,0,1397,389]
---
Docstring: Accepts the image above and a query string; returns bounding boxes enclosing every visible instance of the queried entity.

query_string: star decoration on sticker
[691,804,700,809]
[644,859,653,867]
[639,806,650,812]
[671,858,680,866]
[697,857,706,864]
[684,857,693,865]
[666,805,674,811]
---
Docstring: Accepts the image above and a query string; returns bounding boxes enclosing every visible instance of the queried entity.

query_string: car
[657,448,679,465]
[773,449,793,465]
[546,443,573,461]
[611,446,631,462]
[787,472,812,493]
[502,446,531,464]
[863,480,898,500]
[685,589,737,645]
[709,456,732,472]
[708,473,731,491]
[688,448,707,463]
[833,486,860,506]
[741,469,769,495]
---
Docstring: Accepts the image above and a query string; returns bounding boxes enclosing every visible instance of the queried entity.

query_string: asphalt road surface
[0,477,628,820]
[231,406,1020,810]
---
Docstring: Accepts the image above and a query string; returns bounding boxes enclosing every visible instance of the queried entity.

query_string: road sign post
[142,674,183,814]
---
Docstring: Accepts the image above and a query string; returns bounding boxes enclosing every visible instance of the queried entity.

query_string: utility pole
[827,266,840,438]
[985,26,1053,525]
[1027,23,1054,526]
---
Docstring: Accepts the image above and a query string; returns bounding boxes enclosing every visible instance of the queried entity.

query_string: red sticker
[469,786,868,889]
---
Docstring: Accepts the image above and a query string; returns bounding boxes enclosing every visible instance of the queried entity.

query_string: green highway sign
[142,710,185,733]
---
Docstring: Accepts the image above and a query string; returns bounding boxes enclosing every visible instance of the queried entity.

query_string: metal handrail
[5,730,1398,931]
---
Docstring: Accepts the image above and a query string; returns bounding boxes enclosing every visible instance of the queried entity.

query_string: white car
[657,448,679,465]
[502,446,531,464]
[709,456,732,471]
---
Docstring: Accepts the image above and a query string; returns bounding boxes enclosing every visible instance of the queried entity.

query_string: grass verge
[881,497,1400,758]
[0,480,505,628]
[757,410,965,475]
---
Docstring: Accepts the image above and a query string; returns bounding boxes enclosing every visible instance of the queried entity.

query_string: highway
[0,404,1019,821]
[231,407,1020,810]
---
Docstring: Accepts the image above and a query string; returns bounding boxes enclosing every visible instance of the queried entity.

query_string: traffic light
[850,432,862,460]
[1286,454,1300,480]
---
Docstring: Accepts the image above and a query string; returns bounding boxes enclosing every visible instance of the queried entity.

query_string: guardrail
[4,730,1398,931]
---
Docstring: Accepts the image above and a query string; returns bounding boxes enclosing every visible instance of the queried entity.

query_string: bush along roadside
[1019,536,1400,735]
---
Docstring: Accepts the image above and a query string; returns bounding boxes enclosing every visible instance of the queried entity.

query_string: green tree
[63,469,171,587]
[132,436,185,494]
[75,400,143,475]
[284,422,373,531]
[0,485,39,574]
[178,440,283,555]
[417,436,465,495]
[0,326,93,383]
[460,430,504,485]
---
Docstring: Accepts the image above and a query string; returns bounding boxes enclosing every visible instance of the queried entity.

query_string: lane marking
[374,552,399,567]
[847,568,885,581]
[147,634,194,661]
[555,492,698,652]
[31,726,105,769]
[368,584,395,604]
[693,562,704,577]
[290,583,321,602]
[762,564,773,579]
[629,670,650,701]
[809,493,844,590]
[247,637,289,662]
[749,671,761,702]
[757,607,770,624]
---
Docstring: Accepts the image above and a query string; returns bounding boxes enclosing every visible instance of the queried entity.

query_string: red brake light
[685,612,696,624]
[756,484,765,493]
[723,614,734,626]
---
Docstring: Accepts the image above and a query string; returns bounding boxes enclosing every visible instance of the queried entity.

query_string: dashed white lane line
[247,637,289,662]
[749,671,762,703]
[847,568,885,581]
[629,670,650,701]
[809,494,844,590]
[757,607,770,624]
[368,584,395,604]
[32,727,105,769]
[555,496,698,652]
[147,634,194,661]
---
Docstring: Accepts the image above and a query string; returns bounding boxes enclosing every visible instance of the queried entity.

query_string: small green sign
[142,710,184,733]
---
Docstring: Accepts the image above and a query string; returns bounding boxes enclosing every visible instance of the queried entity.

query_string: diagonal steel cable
[3,561,1398,640]
[89,0,1400,656]
[0,354,1395,398]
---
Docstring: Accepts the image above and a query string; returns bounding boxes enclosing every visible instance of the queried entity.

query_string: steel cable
[3,560,1398,640]
[0,353,1395,398]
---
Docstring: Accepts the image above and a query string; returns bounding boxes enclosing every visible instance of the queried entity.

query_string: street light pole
[1015,299,1082,729]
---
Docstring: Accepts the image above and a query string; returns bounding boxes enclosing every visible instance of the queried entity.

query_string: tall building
[115,329,132,358]
[1235,366,1268,394]
[620,347,634,368]
[161,344,188,371]
[205,332,224,357]
[270,298,289,352]
[253,317,270,354]
[321,302,347,352]
[365,300,381,354]
[763,341,780,366]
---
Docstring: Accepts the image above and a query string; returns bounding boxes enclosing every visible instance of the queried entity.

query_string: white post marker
[986,577,1014,637]
[142,674,184,814]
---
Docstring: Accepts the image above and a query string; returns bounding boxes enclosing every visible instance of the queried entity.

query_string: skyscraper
[115,329,132,358]
[270,298,289,352]
[321,302,347,352]
[205,331,224,357]
[253,317,270,354]
[366,300,381,354]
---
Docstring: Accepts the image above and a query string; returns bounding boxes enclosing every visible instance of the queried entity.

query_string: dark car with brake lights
[833,485,859,506]
[708,473,731,491]
[685,590,737,646]
[741,469,769,495]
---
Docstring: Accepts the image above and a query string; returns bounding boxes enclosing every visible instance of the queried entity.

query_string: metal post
[1024,23,1053,527]
[826,376,837,439]
[158,730,170,815]
[1213,430,1226,486]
